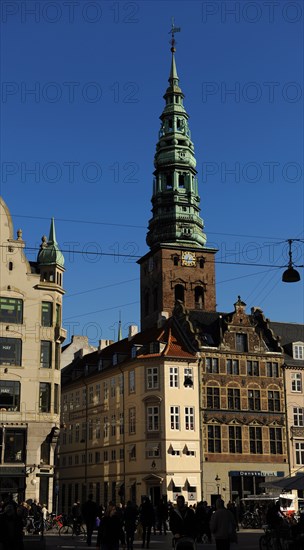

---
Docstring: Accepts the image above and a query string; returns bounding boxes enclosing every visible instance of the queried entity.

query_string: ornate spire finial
[169,17,181,53]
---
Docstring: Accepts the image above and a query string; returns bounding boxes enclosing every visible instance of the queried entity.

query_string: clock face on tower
[181,251,196,267]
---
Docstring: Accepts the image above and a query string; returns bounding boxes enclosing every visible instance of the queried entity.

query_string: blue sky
[1,1,303,344]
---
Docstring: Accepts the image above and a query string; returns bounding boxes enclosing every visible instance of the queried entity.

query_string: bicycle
[59,522,87,540]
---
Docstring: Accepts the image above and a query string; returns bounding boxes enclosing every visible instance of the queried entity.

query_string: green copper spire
[37,217,65,267]
[146,30,207,250]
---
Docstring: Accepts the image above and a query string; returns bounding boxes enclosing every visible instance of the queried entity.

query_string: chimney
[157,312,169,328]
[128,325,138,340]
[98,339,114,351]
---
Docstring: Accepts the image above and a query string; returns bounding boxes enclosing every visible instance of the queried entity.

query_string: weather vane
[169,17,181,52]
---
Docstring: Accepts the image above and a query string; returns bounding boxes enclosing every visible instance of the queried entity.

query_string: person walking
[82,493,99,547]
[139,497,154,549]
[210,498,237,550]
[123,501,137,550]
[169,495,197,543]
[157,497,168,535]
[96,502,126,550]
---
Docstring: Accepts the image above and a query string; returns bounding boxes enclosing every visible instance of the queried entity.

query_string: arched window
[194,286,204,310]
[174,284,185,303]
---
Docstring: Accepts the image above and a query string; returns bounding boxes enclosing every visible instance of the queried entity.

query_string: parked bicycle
[241,510,263,529]
[59,521,86,539]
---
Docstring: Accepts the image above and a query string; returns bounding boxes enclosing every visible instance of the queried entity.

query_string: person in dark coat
[139,497,155,549]
[123,501,137,550]
[82,493,99,547]
[0,493,24,550]
[169,495,197,540]
[210,498,237,550]
[96,502,125,550]
[157,497,168,535]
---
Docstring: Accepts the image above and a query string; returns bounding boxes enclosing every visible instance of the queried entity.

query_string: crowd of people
[1,490,304,550]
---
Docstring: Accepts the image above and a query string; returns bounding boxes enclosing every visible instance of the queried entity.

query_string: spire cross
[169,17,181,52]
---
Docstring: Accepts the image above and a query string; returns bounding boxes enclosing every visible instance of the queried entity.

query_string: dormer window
[113,353,118,366]
[293,343,304,360]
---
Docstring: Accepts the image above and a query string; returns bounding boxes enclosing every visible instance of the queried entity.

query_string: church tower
[139,30,217,331]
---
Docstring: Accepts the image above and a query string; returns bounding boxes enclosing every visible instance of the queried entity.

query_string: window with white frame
[293,343,304,360]
[293,407,304,427]
[184,367,193,387]
[146,444,160,458]
[291,373,302,392]
[146,367,159,389]
[185,407,194,430]
[129,370,135,393]
[295,442,304,465]
[170,406,180,430]
[170,367,179,388]
[147,405,159,431]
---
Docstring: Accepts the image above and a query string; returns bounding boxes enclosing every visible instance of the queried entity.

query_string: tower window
[174,284,184,303]
[179,174,185,188]
[194,287,204,310]
[199,258,205,268]
[173,256,179,266]
[166,174,173,188]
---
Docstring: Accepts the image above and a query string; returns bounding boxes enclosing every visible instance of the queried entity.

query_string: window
[249,426,262,454]
[194,286,204,309]
[129,370,135,393]
[207,387,220,409]
[146,444,160,458]
[39,382,51,412]
[68,425,73,444]
[185,407,194,430]
[293,407,304,427]
[226,359,239,375]
[174,284,184,303]
[268,391,280,412]
[104,450,108,462]
[111,450,116,461]
[96,420,101,439]
[111,415,116,436]
[40,341,52,368]
[96,384,101,403]
[247,361,259,376]
[294,344,304,360]
[104,381,109,400]
[56,303,61,326]
[228,388,241,410]
[291,373,302,392]
[170,406,180,430]
[146,367,159,389]
[89,386,94,404]
[206,357,219,374]
[248,390,261,411]
[111,378,116,398]
[54,384,59,413]
[170,367,179,388]
[0,338,22,366]
[295,442,304,465]
[81,422,86,441]
[130,445,136,460]
[119,374,123,395]
[129,407,136,435]
[75,424,80,442]
[120,448,124,460]
[55,344,60,370]
[3,428,26,462]
[269,427,283,454]
[119,412,124,435]
[147,405,159,432]
[236,333,247,352]
[75,455,79,465]
[0,381,20,411]
[229,426,242,453]
[41,302,53,327]
[266,362,279,377]
[208,425,221,453]
[88,420,93,440]
[82,388,86,406]
[104,417,109,438]
[184,367,193,387]
[0,298,23,324]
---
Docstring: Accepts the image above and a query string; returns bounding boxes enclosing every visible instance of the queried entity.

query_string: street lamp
[282,240,301,283]
[215,474,221,495]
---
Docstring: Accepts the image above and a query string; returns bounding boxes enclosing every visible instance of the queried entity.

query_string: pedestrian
[169,495,197,541]
[82,493,99,547]
[72,500,83,535]
[210,498,237,550]
[123,501,137,550]
[157,497,168,535]
[96,501,126,550]
[0,492,24,550]
[139,497,155,549]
